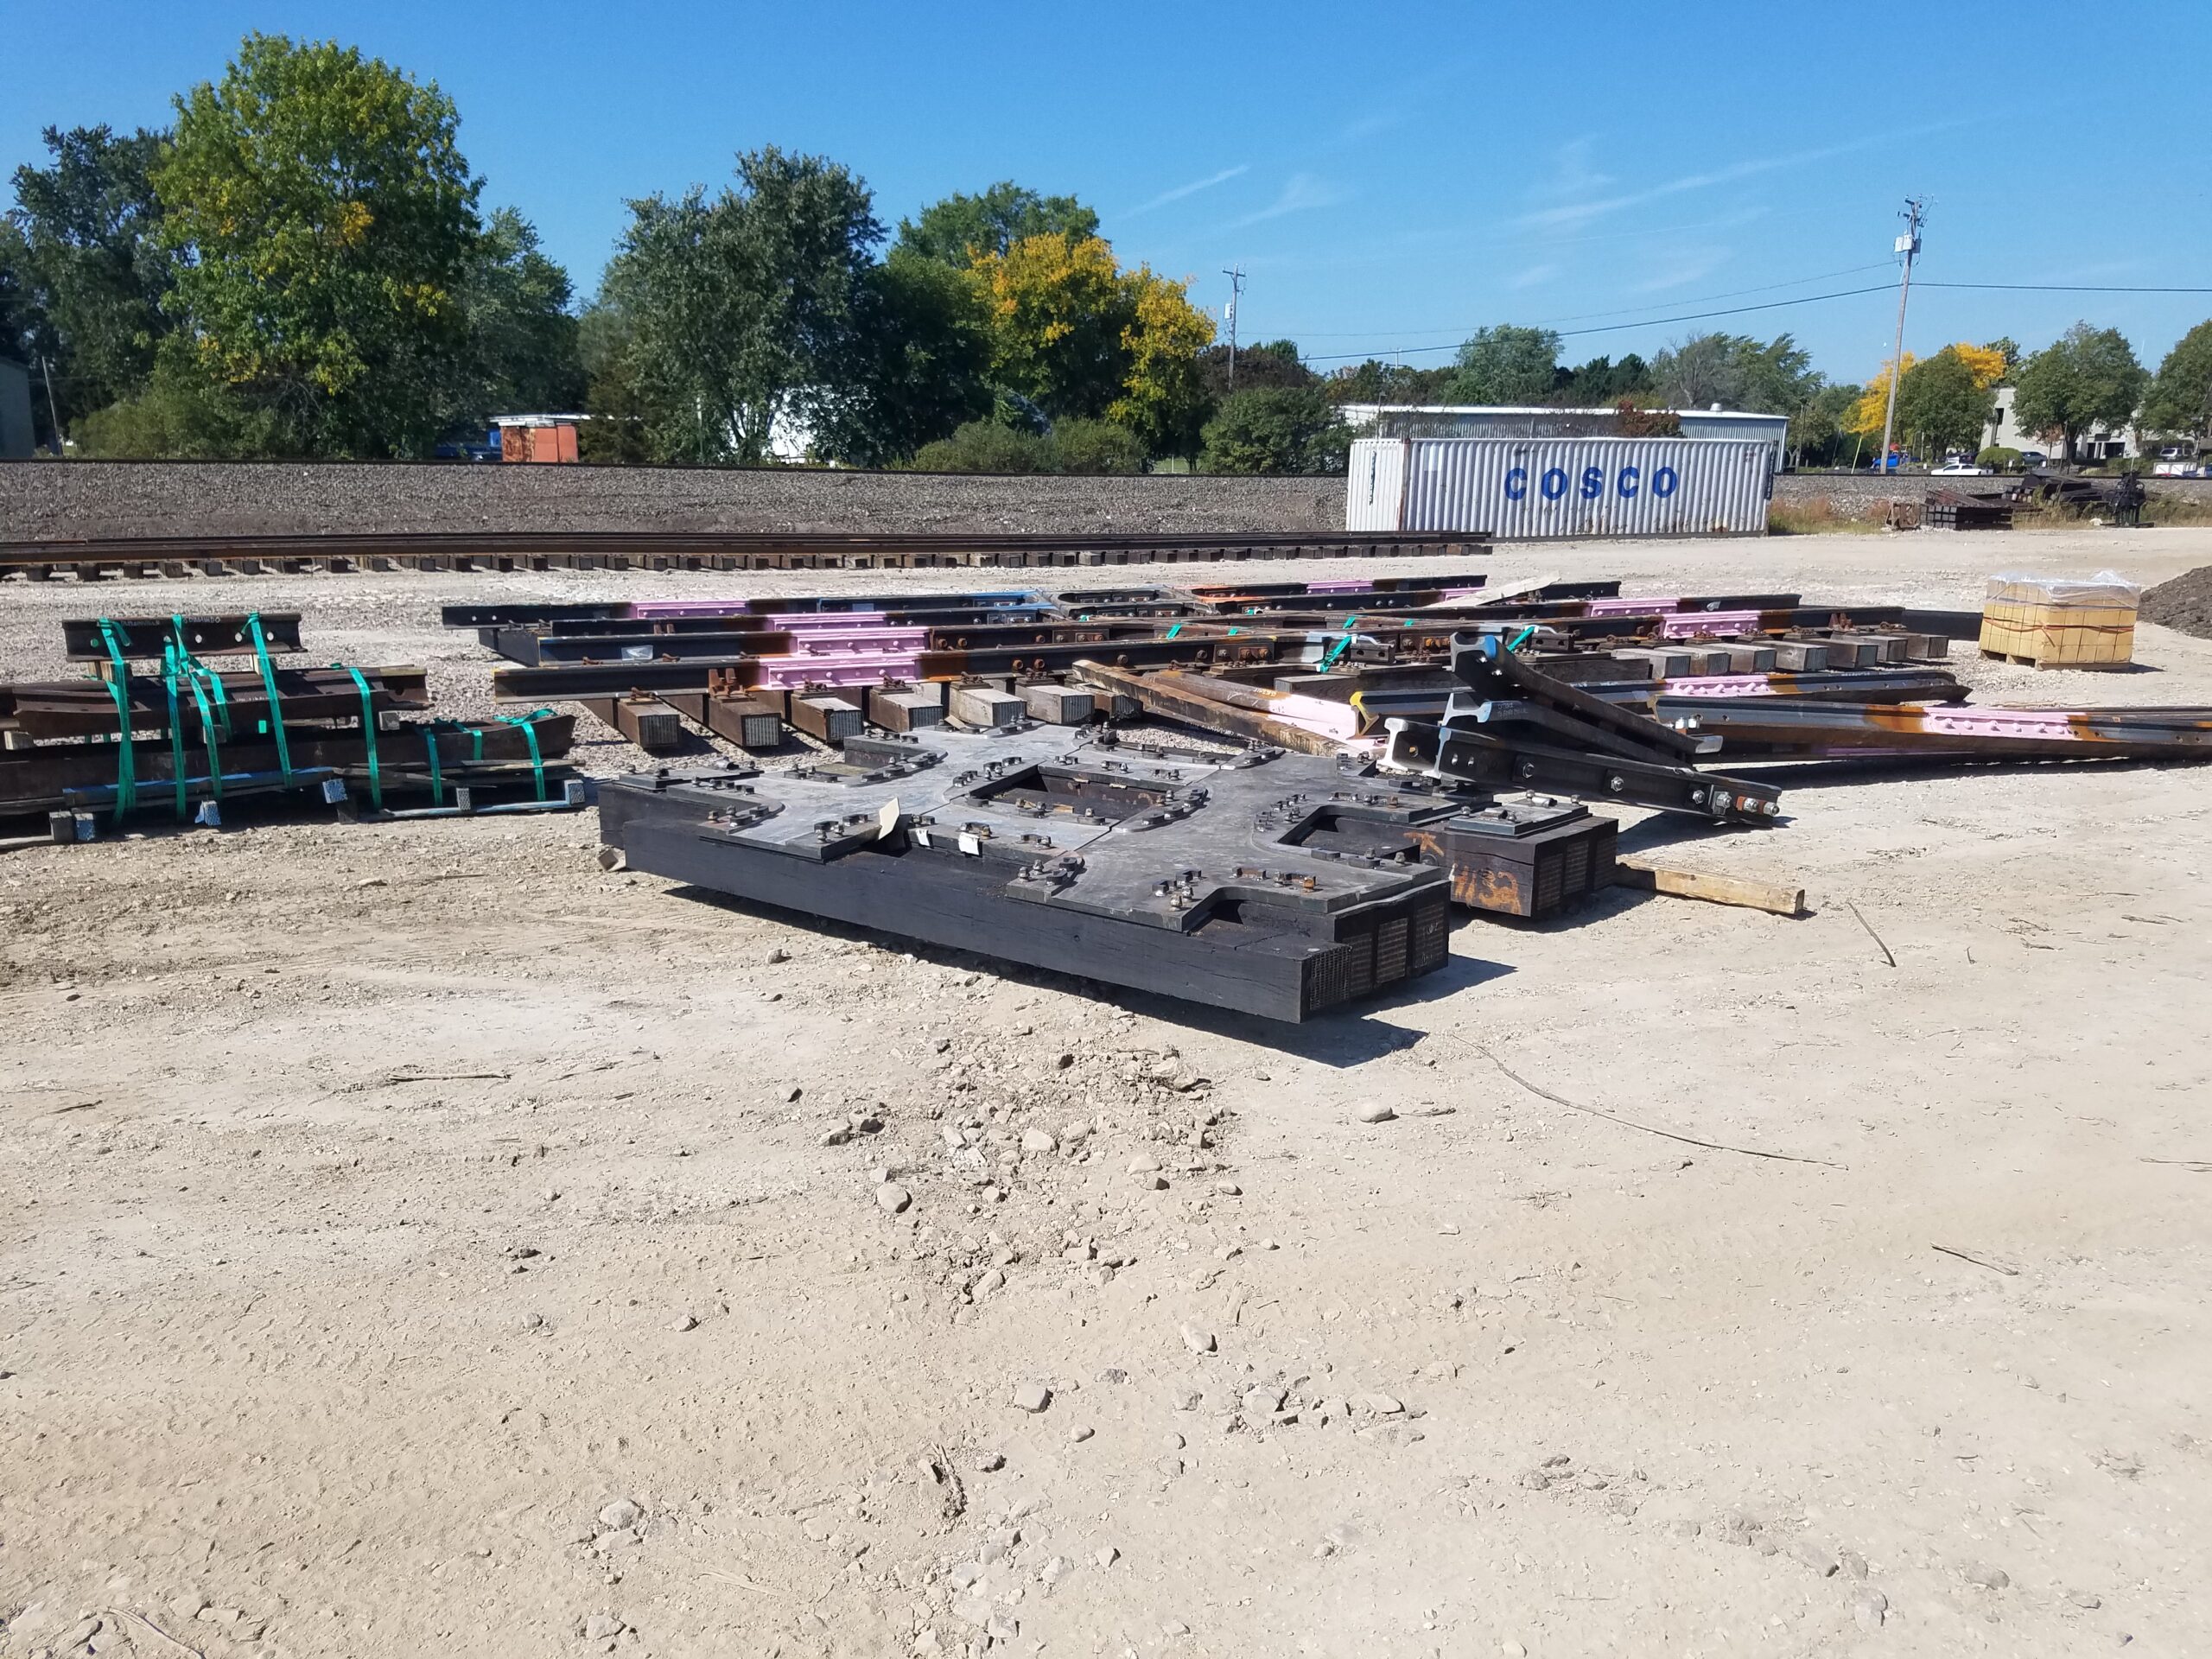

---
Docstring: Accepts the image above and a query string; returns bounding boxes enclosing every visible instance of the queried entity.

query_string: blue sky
[8,0,2209,386]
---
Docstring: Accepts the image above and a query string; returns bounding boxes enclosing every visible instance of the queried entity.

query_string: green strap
[340,664,383,809]
[1165,623,1183,640]
[424,728,446,805]
[245,613,293,784]
[1507,625,1535,653]
[1318,616,1361,672]
[159,639,190,819]
[499,710,548,801]
[95,620,137,823]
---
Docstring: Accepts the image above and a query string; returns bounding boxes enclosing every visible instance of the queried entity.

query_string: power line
[1295,273,2212,367]
[1284,261,1898,341]
[1920,281,2212,294]
[1300,283,1897,363]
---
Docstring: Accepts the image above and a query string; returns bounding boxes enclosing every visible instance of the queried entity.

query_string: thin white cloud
[1629,250,1732,293]
[1126,164,1250,218]
[1515,124,1969,233]
[1508,264,1559,289]
[1225,173,1346,232]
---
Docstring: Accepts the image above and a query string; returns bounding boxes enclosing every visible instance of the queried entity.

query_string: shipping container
[1346,435,1775,539]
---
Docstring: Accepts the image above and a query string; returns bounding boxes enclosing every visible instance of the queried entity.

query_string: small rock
[1179,1323,1217,1355]
[1155,1456,1185,1478]
[1837,1548,1869,1580]
[1128,1154,1162,1173]
[971,1268,1006,1297]
[1021,1128,1058,1154]
[1351,1391,1403,1415]
[820,1124,853,1147]
[974,1450,1006,1472]
[1243,1386,1286,1415]
[1010,1382,1052,1413]
[1961,1561,2011,1591]
[1790,1538,1837,1576]
[1354,1101,1395,1124]
[671,1313,698,1332]
[65,1619,104,1648]
[597,1499,642,1530]
[950,1596,992,1629]
[1069,1425,1094,1443]
[1213,1180,1242,1197]
[355,876,388,890]
[875,1183,912,1214]
[1095,1546,1119,1567]
[594,848,623,872]
[2070,1591,2103,1610]
[767,947,790,963]
[1853,1591,1888,1631]
[583,1613,626,1640]
[1502,1643,1528,1658]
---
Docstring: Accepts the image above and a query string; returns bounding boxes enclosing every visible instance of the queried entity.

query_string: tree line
[5,33,2210,474]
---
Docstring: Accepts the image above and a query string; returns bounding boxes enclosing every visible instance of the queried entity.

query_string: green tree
[463,207,584,418]
[2012,322,2148,461]
[153,34,486,455]
[8,124,177,429]
[1558,353,1652,404]
[575,297,651,464]
[812,247,995,467]
[1199,386,1351,475]
[2142,319,2212,442]
[1198,338,1313,399]
[1651,333,1818,415]
[1446,325,1561,404]
[609,147,882,463]
[896,181,1098,267]
[1894,346,1997,459]
[1321,359,1456,405]
[1789,381,1862,467]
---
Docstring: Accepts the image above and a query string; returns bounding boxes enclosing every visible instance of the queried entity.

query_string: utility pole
[1876,199,1923,480]
[1221,266,1244,392]
[37,354,62,455]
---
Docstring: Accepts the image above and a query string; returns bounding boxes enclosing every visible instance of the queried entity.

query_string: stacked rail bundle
[2,613,578,826]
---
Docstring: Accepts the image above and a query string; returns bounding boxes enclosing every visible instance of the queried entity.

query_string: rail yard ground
[4,524,2212,1659]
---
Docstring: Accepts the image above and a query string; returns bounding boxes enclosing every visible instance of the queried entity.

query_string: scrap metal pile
[443,574,2212,1021]
[4,613,582,836]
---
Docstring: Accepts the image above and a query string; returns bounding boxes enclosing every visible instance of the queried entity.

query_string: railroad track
[0,529,1488,581]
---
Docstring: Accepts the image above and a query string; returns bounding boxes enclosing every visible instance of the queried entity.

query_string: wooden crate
[1979,585,2137,669]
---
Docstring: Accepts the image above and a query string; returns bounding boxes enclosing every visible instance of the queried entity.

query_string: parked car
[1932,461,1994,476]
[2017,451,2047,467]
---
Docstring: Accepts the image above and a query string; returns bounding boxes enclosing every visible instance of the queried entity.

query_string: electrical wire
[1301,283,1897,362]
[1297,275,2212,365]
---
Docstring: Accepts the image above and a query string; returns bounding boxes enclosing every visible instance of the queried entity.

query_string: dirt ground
[3,524,2211,1659]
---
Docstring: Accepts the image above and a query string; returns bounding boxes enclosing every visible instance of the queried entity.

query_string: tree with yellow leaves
[964,232,1214,456]
[1110,265,1215,458]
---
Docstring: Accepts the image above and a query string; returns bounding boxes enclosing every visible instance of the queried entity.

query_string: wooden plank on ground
[1613,859,1804,917]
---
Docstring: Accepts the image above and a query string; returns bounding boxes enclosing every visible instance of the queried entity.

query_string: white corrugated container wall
[1345,436,1774,538]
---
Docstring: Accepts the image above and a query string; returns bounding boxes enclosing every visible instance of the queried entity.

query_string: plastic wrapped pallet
[1980,570,2140,668]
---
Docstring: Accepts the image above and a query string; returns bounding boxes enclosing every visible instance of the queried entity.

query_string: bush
[908,416,1147,474]
[1976,446,2023,472]
[1050,416,1146,474]
[1199,387,1352,476]
[72,354,282,459]
[910,419,1056,474]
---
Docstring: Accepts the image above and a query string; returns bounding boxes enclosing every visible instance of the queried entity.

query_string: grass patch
[2017,496,2212,531]
[1769,496,1886,535]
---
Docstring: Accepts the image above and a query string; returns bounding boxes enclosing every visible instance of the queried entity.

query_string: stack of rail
[3,612,580,830]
